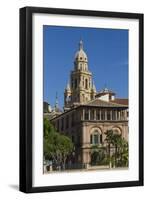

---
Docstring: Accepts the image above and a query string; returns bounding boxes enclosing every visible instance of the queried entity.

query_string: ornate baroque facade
[47,40,128,168]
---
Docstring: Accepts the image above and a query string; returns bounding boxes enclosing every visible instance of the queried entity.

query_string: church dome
[75,40,88,62]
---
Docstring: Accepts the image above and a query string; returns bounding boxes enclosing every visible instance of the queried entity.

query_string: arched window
[85,79,88,89]
[113,127,121,135]
[90,130,102,145]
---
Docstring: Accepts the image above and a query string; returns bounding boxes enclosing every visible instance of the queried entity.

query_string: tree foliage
[104,130,128,167]
[43,118,74,170]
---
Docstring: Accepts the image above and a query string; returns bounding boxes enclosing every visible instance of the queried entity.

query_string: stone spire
[92,81,96,92]
[55,92,58,108]
[79,39,83,50]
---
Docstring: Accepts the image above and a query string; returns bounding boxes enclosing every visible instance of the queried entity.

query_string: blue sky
[43,26,128,109]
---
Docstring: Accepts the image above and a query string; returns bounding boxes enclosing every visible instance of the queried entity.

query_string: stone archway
[112,126,122,135]
[89,127,107,166]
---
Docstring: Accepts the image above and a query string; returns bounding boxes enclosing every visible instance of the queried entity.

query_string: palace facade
[45,40,128,168]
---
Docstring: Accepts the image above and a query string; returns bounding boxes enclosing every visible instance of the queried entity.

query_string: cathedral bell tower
[64,40,96,110]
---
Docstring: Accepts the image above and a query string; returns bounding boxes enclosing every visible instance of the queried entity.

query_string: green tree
[90,145,107,166]
[105,130,128,168]
[104,130,114,168]
[43,118,74,170]
[58,135,74,169]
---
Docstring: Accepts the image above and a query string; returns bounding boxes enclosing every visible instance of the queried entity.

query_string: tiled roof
[83,98,128,108]
[110,98,128,106]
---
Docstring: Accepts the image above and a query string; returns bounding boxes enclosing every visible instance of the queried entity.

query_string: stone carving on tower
[64,40,97,110]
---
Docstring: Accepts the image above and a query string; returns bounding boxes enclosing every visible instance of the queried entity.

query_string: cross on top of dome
[79,39,83,50]
[75,40,88,62]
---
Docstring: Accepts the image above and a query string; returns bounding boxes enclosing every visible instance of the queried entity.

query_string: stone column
[99,109,101,120]
[81,125,90,167]
[118,110,120,120]
[119,110,121,120]
[125,110,127,120]
[122,110,124,120]
[110,110,112,120]
[89,108,91,120]
[94,109,96,120]
[115,110,117,120]
[82,108,85,120]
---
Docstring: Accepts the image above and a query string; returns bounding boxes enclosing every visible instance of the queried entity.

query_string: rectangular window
[96,109,100,120]
[101,109,105,120]
[127,111,129,118]
[107,110,111,120]
[90,134,99,144]
[85,109,89,120]
[91,110,94,120]
[94,135,98,144]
